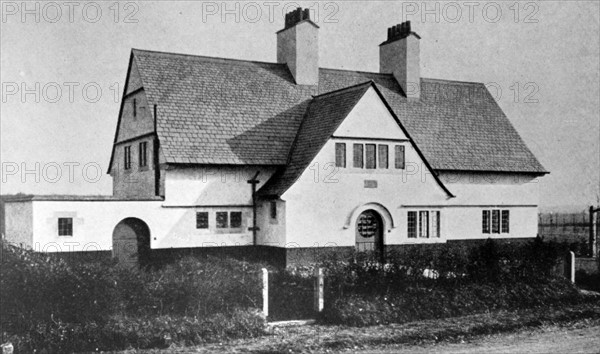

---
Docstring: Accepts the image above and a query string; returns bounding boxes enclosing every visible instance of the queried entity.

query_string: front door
[355,210,384,260]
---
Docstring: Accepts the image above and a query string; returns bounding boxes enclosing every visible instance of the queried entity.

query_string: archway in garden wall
[112,217,151,268]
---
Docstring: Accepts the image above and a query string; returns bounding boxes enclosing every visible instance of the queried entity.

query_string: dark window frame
[196,212,209,229]
[378,144,389,169]
[270,202,277,219]
[124,145,131,170]
[501,210,510,233]
[482,210,491,234]
[365,144,376,169]
[394,145,405,169]
[353,144,364,168]
[133,98,137,118]
[230,211,242,228]
[491,209,500,234]
[138,141,148,168]
[407,211,417,238]
[58,217,73,236]
[216,212,228,229]
[419,211,429,238]
[335,143,346,168]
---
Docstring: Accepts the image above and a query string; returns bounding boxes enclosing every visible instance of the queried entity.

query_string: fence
[538,207,599,257]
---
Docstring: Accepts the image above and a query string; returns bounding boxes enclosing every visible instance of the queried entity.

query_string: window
[196,212,208,229]
[133,98,137,118]
[216,212,228,228]
[378,145,388,169]
[419,211,429,238]
[407,211,417,238]
[408,210,440,239]
[394,145,405,169]
[365,144,376,169]
[431,211,440,238]
[491,210,500,234]
[353,144,364,168]
[501,210,510,233]
[270,201,277,219]
[58,218,73,236]
[483,209,509,234]
[124,145,131,170]
[335,143,346,168]
[482,210,491,234]
[139,141,148,168]
[230,212,242,228]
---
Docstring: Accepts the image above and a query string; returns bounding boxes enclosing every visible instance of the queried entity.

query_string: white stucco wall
[163,166,276,207]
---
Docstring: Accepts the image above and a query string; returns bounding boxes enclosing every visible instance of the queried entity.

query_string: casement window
[378,145,389,169]
[138,141,148,168]
[270,202,277,220]
[196,212,209,229]
[501,210,510,233]
[408,210,441,239]
[133,98,137,118]
[216,212,228,229]
[58,217,73,236]
[353,144,364,168]
[394,145,405,169]
[407,211,417,238]
[431,211,440,238]
[491,210,500,234]
[419,211,429,238]
[365,144,376,169]
[124,145,131,170]
[335,143,346,168]
[230,212,242,228]
[482,210,491,234]
[482,209,510,234]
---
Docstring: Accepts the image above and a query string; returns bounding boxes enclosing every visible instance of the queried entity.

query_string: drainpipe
[153,104,161,197]
[247,171,261,245]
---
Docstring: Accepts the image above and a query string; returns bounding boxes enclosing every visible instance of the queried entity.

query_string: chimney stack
[380,21,421,99]
[277,8,319,85]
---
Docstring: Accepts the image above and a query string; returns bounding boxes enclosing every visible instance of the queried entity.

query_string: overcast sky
[1,1,599,211]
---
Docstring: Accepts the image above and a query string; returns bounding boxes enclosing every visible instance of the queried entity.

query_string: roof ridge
[421,77,486,86]
[132,48,282,67]
[312,80,373,99]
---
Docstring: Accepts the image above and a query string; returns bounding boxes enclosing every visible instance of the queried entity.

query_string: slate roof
[126,49,546,176]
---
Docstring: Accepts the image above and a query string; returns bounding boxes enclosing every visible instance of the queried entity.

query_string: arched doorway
[355,210,384,260]
[112,218,151,268]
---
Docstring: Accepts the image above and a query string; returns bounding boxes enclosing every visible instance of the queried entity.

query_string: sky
[1,0,599,212]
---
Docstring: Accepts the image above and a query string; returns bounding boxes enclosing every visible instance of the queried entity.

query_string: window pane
[335,143,346,168]
[378,145,388,169]
[395,145,405,169]
[196,212,208,229]
[124,146,131,170]
[230,212,242,228]
[482,210,490,233]
[133,98,137,118]
[419,211,429,238]
[365,144,376,169]
[58,218,73,236]
[353,144,363,168]
[216,212,228,228]
[139,142,147,167]
[491,210,500,234]
[270,202,277,219]
[431,211,440,238]
[407,211,417,238]
[501,210,510,233]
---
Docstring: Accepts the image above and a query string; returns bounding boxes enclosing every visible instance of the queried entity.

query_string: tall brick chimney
[277,8,319,85]
[380,21,421,99]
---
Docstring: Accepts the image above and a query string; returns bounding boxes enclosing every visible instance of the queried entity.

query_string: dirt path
[358,323,600,354]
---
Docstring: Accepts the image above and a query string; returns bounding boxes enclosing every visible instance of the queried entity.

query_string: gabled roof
[258,81,455,198]
[117,49,546,175]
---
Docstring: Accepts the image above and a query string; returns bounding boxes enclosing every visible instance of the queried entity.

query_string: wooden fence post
[314,267,324,313]
[568,251,575,283]
[261,268,268,317]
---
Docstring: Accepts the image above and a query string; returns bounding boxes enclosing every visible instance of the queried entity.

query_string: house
[3,10,547,267]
